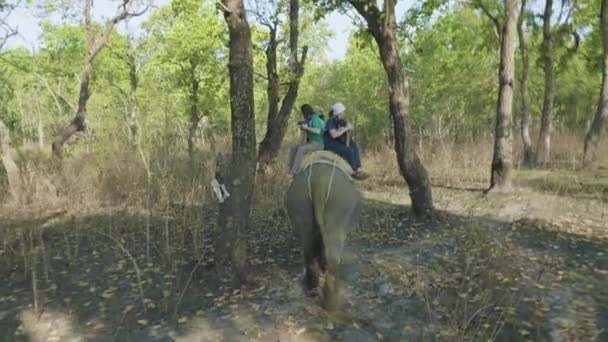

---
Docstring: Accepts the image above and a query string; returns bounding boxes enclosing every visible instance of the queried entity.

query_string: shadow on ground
[1,194,607,341]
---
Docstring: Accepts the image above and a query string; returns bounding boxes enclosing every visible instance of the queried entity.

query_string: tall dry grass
[3,129,605,215]
[364,130,608,191]
[1,129,606,340]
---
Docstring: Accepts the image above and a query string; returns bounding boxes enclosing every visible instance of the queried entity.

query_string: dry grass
[1,131,607,341]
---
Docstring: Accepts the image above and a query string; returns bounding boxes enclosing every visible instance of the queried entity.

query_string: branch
[88,1,149,61]
[568,30,580,53]
[111,81,129,99]
[556,0,573,25]
[216,0,230,14]
[347,0,383,35]
[246,9,275,30]
[343,8,367,29]
[254,71,268,80]
[56,92,77,113]
[0,5,18,49]
[296,45,308,78]
[289,0,299,69]
[471,0,501,40]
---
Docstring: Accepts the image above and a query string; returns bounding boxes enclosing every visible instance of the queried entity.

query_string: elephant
[285,153,362,311]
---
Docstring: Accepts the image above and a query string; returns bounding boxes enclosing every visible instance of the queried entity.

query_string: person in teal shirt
[288,104,325,175]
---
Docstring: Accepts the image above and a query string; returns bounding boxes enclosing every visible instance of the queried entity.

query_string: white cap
[331,102,345,115]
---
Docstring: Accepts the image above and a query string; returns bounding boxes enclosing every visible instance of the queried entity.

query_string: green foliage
[0,0,604,151]
[407,5,499,135]
[142,0,230,135]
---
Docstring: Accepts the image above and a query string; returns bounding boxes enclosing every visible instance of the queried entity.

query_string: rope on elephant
[305,159,341,204]
[325,162,336,203]
[299,150,352,203]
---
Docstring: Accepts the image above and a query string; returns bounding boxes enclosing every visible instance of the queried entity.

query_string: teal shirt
[307,114,325,145]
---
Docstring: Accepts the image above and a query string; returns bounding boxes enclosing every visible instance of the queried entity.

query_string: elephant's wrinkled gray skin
[286,161,361,311]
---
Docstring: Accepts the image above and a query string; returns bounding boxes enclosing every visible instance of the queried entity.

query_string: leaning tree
[313,0,435,219]
[51,0,149,159]
[583,0,608,167]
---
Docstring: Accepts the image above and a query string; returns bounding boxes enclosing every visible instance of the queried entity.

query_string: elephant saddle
[296,150,354,179]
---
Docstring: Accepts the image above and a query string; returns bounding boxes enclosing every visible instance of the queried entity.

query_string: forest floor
[1,166,607,341]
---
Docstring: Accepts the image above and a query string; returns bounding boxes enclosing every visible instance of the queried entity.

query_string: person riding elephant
[324,102,369,180]
[287,104,325,175]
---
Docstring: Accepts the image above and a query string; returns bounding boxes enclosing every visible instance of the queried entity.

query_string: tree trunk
[257,27,280,164]
[349,0,434,219]
[517,0,534,166]
[535,0,554,166]
[35,93,45,148]
[0,119,20,200]
[187,66,200,160]
[257,0,308,165]
[583,0,608,166]
[126,53,139,151]
[217,0,257,283]
[52,62,92,159]
[490,0,520,191]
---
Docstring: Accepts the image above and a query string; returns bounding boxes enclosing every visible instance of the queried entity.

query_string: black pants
[325,140,362,171]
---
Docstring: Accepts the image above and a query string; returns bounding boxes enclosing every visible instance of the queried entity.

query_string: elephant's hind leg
[303,230,323,294]
[319,197,358,311]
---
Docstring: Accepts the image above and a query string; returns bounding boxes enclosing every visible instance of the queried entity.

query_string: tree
[51,0,148,159]
[256,0,309,166]
[217,0,257,282]
[517,0,533,166]
[583,0,608,166]
[145,0,227,159]
[490,0,519,191]
[406,5,498,138]
[0,118,19,200]
[108,34,148,151]
[345,0,434,218]
[535,0,554,166]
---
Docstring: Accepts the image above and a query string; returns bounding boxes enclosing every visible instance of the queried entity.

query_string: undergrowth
[0,131,606,340]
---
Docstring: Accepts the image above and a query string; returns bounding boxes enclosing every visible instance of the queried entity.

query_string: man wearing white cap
[323,102,369,180]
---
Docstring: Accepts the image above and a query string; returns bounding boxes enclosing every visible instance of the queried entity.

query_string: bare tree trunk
[258,27,280,163]
[490,0,520,191]
[349,0,434,219]
[126,53,139,151]
[517,0,534,166]
[52,61,91,159]
[217,0,257,284]
[584,0,608,166]
[0,120,20,200]
[187,65,200,160]
[36,96,44,148]
[51,0,147,159]
[535,0,554,166]
[257,0,308,165]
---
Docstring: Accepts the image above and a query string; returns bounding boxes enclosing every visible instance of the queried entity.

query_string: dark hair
[301,104,315,118]
[328,109,334,118]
